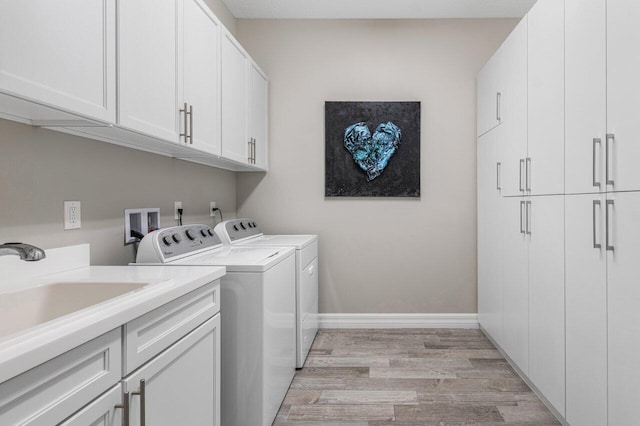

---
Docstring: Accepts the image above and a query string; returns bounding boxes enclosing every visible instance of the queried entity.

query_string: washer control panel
[217,218,262,243]
[156,224,221,260]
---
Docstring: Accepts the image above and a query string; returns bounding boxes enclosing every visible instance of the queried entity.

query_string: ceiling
[221,0,537,19]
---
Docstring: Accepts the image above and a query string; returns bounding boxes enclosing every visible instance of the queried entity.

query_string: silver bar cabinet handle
[248,138,252,163]
[593,200,601,249]
[115,392,130,426]
[496,162,501,190]
[519,159,524,192]
[606,133,615,186]
[593,138,601,188]
[526,200,532,235]
[520,201,525,234]
[606,199,614,251]
[497,92,501,121]
[526,157,531,192]
[131,379,146,426]
[252,138,256,164]
[179,102,188,143]
[188,105,193,144]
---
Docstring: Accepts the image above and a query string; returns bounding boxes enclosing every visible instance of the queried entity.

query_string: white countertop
[0,244,225,384]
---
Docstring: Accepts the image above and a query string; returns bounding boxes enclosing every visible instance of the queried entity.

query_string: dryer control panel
[214,218,263,244]
[137,225,222,263]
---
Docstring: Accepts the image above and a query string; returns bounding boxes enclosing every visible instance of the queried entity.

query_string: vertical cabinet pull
[525,157,531,192]
[520,200,525,234]
[115,392,130,426]
[526,200,532,235]
[606,199,614,251]
[252,138,256,164]
[188,105,193,144]
[519,159,525,192]
[593,200,601,249]
[131,379,146,426]
[496,162,501,190]
[606,133,615,186]
[180,103,188,143]
[593,138,602,188]
[496,92,501,121]
[248,138,253,163]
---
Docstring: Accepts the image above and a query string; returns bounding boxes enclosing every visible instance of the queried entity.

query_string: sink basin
[0,282,148,339]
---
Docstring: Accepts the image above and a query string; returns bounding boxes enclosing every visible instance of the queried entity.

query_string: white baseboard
[317,313,479,329]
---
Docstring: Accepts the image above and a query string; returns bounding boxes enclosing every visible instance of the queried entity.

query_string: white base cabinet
[59,385,123,426]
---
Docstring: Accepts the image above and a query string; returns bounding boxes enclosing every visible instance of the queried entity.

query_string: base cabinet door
[59,385,123,426]
[501,197,529,373]
[565,193,607,426]
[607,0,640,192]
[607,191,640,425]
[527,195,565,416]
[478,130,503,345]
[123,314,220,426]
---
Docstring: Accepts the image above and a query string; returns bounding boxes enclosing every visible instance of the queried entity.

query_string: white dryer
[214,218,318,368]
[135,224,295,426]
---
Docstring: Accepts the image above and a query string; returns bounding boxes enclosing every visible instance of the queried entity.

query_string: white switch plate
[174,201,182,220]
[210,202,216,217]
[64,201,81,230]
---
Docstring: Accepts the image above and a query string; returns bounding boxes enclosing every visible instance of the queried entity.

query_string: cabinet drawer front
[124,281,219,374]
[59,384,123,426]
[0,329,121,426]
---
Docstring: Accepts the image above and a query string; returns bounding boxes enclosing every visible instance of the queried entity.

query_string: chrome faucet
[0,243,46,261]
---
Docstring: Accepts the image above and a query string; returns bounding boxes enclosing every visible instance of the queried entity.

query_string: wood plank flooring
[274,329,559,425]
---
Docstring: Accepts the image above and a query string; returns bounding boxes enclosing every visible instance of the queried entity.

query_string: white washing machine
[135,224,295,426]
[214,218,318,368]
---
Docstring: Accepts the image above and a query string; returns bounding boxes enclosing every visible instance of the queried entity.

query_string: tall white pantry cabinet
[477,0,640,424]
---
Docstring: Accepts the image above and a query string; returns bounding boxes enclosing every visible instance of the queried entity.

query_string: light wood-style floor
[274,329,559,425]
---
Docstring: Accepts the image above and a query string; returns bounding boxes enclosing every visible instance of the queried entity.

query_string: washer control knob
[233,225,238,231]
[252,222,257,227]
[172,233,182,243]
[207,229,214,236]
[185,229,196,240]
[162,236,173,246]
[200,229,208,237]
[240,223,246,230]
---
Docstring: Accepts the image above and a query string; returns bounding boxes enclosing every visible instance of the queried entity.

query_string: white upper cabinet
[183,0,221,156]
[565,0,606,195]
[477,54,501,137]
[249,61,269,170]
[221,30,250,164]
[0,0,116,123]
[607,0,640,192]
[527,0,564,196]
[497,18,528,197]
[118,0,183,142]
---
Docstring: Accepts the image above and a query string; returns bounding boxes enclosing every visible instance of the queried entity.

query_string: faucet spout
[0,243,46,261]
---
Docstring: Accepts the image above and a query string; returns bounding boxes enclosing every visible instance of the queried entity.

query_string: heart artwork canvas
[325,101,420,197]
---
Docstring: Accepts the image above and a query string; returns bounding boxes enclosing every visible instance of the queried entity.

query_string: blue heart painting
[344,121,402,181]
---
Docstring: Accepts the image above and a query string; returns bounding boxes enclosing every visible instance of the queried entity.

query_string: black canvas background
[325,101,420,197]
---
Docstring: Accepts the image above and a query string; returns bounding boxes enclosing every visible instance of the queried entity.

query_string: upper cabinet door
[0,0,116,123]
[607,0,640,192]
[249,61,268,170]
[183,0,221,156]
[118,0,182,143]
[497,17,528,197]
[565,0,606,195]
[221,31,249,164]
[527,0,564,196]
[477,54,501,137]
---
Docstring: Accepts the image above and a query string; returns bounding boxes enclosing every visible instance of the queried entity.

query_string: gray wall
[0,0,238,266]
[0,120,237,265]
[236,19,517,314]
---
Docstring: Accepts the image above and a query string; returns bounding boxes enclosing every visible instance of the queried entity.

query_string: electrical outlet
[174,201,182,220]
[210,201,216,217]
[64,201,81,230]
